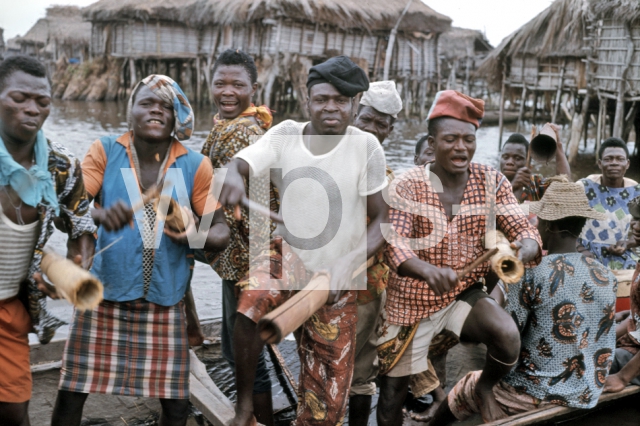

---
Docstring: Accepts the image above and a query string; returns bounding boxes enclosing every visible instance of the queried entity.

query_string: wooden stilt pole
[498,67,507,151]
[596,95,604,160]
[196,57,201,105]
[552,59,567,123]
[515,86,527,134]
[614,22,634,138]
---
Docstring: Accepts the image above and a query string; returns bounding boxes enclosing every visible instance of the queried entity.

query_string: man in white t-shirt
[218,56,389,426]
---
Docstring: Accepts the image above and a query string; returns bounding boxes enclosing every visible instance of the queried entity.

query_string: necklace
[2,185,25,225]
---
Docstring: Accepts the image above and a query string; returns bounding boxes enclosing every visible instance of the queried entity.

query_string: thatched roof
[45,6,92,45]
[84,0,452,34]
[439,27,492,60]
[83,0,200,23]
[21,18,49,46]
[476,0,588,88]
[589,0,640,23]
[20,6,91,47]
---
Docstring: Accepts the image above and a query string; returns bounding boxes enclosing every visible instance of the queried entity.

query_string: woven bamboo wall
[593,19,640,95]
[92,20,438,81]
[508,54,583,90]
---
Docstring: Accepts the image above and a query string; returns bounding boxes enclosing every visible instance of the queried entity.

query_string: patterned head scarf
[127,74,194,141]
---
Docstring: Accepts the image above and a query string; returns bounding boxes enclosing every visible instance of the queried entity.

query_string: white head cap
[359,80,403,118]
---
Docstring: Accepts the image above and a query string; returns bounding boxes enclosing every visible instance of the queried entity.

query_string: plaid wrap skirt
[59,299,189,399]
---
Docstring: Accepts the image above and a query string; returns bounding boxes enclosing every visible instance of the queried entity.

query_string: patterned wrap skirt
[59,299,189,399]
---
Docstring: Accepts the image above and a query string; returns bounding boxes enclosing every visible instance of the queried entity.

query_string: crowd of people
[0,50,639,426]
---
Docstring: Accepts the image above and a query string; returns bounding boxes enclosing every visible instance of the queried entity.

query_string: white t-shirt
[236,120,387,273]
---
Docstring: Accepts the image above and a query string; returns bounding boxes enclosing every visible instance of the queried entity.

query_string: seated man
[499,128,570,203]
[604,195,640,392]
[578,137,640,270]
[377,90,542,425]
[432,180,618,425]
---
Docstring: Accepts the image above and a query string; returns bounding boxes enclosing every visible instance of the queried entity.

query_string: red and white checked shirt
[384,162,541,325]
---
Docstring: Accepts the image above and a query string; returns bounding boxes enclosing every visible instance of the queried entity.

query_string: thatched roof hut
[438,27,492,96]
[18,6,91,61]
[439,27,491,61]
[5,36,22,56]
[478,0,588,93]
[85,0,452,115]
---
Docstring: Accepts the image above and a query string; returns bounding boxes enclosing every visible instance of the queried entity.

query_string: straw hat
[528,181,606,221]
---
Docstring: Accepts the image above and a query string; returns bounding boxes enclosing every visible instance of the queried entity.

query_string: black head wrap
[307,56,369,98]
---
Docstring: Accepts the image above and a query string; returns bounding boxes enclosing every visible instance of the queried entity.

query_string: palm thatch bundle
[477,0,589,90]
[84,0,451,33]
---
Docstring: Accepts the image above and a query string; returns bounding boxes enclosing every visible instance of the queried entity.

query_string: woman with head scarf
[50,75,230,426]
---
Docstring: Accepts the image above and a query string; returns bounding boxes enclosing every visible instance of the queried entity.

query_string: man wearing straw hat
[431,180,617,425]
[0,55,97,426]
[377,90,542,424]
[51,75,230,426]
[218,56,388,425]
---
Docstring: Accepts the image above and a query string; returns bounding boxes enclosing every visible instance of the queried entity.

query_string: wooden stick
[267,343,298,405]
[241,197,284,224]
[457,247,499,280]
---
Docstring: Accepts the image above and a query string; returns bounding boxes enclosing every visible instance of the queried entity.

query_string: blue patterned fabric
[0,130,59,213]
[578,178,640,270]
[502,253,617,409]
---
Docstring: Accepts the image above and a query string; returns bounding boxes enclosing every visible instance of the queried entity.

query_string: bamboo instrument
[486,230,525,284]
[258,257,374,344]
[529,123,558,164]
[40,250,104,310]
[259,246,503,345]
[155,195,191,233]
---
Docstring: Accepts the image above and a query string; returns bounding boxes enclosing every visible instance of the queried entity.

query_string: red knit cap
[427,90,485,128]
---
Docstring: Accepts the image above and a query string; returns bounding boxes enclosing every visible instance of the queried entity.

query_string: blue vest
[91,135,204,306]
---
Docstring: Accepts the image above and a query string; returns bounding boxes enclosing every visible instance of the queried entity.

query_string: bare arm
[552,124,571,179]
[218,158,252,209]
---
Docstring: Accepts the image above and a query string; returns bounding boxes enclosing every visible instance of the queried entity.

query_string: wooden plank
[189,350,236,426]
[484,386,640,426]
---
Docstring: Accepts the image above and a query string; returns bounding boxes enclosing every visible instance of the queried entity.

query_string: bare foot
[410,387,446,423]
[228,409,257,426]
[475,386,507,423]
[410,399,442,423]
[187,326,205,347]
[604,373,627,393]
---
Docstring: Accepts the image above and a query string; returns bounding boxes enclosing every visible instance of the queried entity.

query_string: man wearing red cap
[377,90,542,424]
